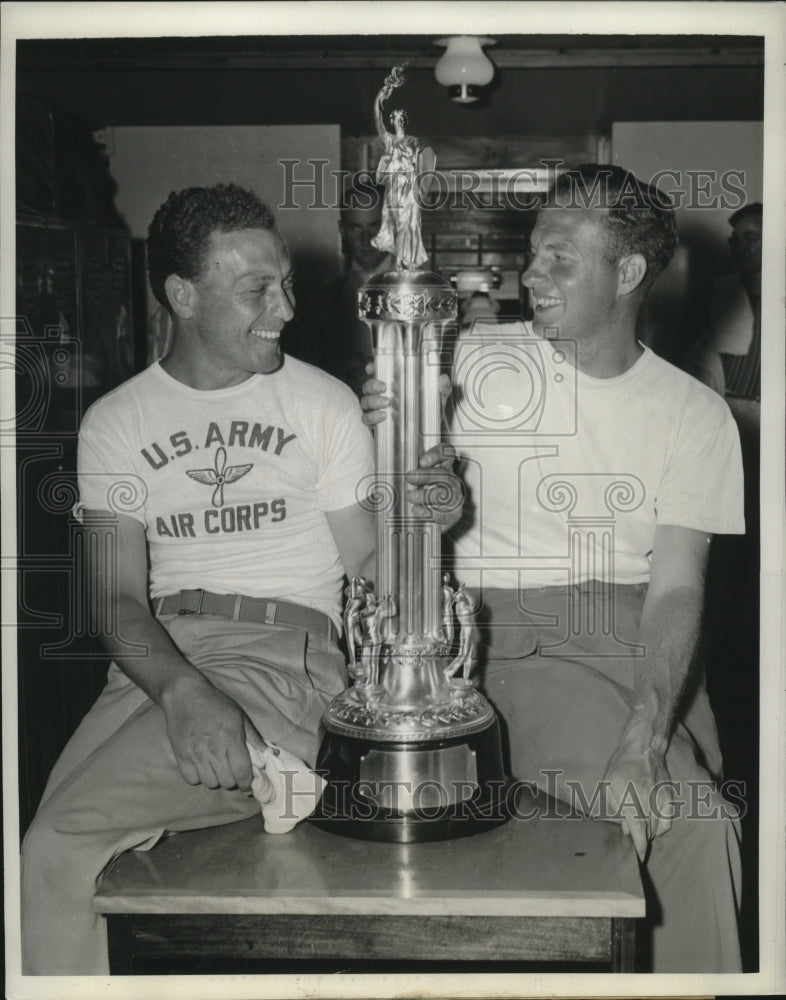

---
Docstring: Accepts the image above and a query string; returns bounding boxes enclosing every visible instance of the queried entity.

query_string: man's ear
[618,254,648,297]
[165,274,197,319]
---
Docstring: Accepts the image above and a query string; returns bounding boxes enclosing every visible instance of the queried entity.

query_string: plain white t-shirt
[448,320,745,591]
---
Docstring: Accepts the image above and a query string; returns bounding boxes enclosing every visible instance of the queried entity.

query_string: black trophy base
[310,717,510,843]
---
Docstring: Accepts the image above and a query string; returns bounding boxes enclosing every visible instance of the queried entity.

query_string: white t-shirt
[77,356,374,626]
[448,321,745,591]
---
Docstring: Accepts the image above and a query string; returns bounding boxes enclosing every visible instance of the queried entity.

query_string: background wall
[17,35,764,137]
[613,120,764,361]
[17,35,764,364]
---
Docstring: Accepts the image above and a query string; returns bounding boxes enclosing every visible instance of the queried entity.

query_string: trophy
[312,67,508,842]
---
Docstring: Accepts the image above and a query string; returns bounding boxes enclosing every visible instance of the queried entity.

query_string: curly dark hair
[547,164,678,289]
[147,183,276,312]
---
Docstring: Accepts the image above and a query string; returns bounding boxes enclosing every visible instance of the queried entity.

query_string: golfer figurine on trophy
[314,66,508,843]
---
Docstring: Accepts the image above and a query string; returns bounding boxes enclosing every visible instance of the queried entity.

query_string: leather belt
[154,589,337,643]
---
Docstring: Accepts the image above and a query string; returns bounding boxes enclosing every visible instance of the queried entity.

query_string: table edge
[94,889,645,918]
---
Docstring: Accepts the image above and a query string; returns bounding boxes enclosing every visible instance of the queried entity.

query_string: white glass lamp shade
[434,36,496,103]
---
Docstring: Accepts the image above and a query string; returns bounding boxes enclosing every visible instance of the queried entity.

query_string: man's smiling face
[187,227,295,386]
[521,202,621,343]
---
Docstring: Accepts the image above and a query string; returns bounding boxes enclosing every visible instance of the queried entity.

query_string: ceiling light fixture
[434,36,496,104]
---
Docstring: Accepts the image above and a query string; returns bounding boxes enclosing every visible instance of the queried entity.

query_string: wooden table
[94,791,644,974]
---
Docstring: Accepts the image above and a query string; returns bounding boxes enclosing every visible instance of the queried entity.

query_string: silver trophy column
[313,272,508,842]
[312,65,508,842]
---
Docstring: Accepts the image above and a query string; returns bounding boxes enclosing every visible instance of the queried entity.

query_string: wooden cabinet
[15,215,133,831]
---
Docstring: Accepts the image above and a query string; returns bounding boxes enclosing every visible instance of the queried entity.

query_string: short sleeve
[315,397,374,512]
[655,393,745,535]
[76,401,148,524]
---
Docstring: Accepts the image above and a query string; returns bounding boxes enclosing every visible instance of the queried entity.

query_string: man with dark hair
[20,183,456,975]
[145,184,277,312]
[363,164,745,971]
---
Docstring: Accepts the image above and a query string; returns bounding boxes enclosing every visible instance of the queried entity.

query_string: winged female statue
[371,65,436,271]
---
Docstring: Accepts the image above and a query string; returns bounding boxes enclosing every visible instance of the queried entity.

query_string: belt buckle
[264,600,277,625]
[178,590,204,615]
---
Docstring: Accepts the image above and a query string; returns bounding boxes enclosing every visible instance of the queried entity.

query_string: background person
[686,202,762,430]
[682,202,763,965]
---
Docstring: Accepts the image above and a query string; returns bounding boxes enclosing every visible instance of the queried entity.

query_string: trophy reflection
[312,67,509,842]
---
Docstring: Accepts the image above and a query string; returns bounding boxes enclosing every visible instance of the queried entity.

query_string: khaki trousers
[477,583,743,973]
[21,615,346,975]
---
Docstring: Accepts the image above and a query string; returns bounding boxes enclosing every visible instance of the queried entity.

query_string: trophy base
[310,717,510,843]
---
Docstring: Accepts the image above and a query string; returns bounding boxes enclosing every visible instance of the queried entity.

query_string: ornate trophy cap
[359,271,457,324]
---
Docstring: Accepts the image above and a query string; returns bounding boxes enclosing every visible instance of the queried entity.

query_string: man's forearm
[623,585,704,754]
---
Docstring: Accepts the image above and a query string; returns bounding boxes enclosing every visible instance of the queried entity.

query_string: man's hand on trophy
[360,364,461,531]
[406,444,462,531]
[360,364,452,427]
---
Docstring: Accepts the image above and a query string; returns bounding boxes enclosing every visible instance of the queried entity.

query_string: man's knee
[23,786,110,876]
[21,807,68,885]
[671,780,741,830]
[650,784,742,870]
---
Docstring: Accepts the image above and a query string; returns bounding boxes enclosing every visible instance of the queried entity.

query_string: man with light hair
[363,164,745,972]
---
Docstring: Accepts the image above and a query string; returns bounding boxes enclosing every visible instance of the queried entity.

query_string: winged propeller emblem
[186,447,252,507]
